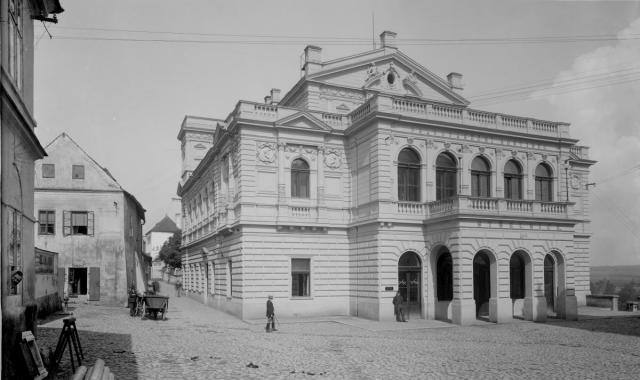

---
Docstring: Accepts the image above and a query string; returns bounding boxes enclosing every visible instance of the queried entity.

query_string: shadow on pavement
[38,326,137,380]
[37,308,77,326]
[547,316,640,337]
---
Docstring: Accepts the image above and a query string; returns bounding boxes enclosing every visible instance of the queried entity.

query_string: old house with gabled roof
[177,31,595,324]
[34,133,148,304]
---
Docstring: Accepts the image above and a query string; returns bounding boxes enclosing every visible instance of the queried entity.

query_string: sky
[33,0,640,265]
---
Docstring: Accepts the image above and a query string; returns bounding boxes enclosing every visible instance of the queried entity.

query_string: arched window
[510,253,525,299]
[503,160,523,200]
[436,252,453,301]
[471,156,491,197]
[397,148,420,201]
[535,163,553,202]
[436,153,457,200]
[291,158,310,198]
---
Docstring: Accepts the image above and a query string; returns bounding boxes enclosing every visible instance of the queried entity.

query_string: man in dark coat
[393,291,407,322]
[266,295,277,332]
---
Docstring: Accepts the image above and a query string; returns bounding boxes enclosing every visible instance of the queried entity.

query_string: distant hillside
[591,265,640,286]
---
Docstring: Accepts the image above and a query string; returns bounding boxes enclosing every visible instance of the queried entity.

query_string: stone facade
[34,133,147,305]
[177,31,594,324]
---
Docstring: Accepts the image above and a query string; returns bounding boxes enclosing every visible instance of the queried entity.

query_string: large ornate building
[177,31,594,324]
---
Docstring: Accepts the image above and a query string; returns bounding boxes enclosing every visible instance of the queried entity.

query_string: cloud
[541,17,640,265]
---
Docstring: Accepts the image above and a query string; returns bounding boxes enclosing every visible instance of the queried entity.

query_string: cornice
[345,110,580,146]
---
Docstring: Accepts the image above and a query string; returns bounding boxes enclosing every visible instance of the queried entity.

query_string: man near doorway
[393,291,407,322]
[265,295,277,332]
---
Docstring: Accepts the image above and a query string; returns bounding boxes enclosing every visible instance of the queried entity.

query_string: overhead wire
[35,24,640,45]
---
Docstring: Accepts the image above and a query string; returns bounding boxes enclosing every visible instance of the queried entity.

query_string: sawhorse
[51,317,84,373]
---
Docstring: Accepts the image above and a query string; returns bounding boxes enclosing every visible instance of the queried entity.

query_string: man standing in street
[266,295,277,332]
[393,290,407,322]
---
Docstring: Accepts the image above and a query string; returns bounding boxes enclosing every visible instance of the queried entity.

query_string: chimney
[264,95,272,104]
[270,88,281,104]
[447,72,464,91]
[380,31,397,49]
[302,45,322,75]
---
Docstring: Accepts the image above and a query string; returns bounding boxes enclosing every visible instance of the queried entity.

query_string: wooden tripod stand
[51,317,84,373]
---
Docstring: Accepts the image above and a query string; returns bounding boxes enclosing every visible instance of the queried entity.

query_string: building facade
[177,31,594,324]
[144,215,180,279]
[34,133,148,305]
[1,0,64,377]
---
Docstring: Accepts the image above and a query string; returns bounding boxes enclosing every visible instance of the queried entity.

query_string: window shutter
[63,211,71,236]
[88,211,95,236]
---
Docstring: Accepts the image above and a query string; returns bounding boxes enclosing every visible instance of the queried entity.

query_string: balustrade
[396,202,425,215]
[469,197,498,210]
[506,200,533,212]
[541,202,566,214]
[429,199,455,214]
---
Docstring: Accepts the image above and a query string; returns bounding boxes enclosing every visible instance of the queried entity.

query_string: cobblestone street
[37,282,640,379]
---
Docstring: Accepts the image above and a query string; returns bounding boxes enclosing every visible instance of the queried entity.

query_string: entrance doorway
[68,267,88,297]
[398,252,422,319]
[544,255,555,313]
[473,252,491,318]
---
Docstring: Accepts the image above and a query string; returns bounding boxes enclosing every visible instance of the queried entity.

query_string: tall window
[471,156,491,197]
[291,258,311,297]
[436,153,457,200]
[291,158,310,198]
[503,160,523,200]
[63,211,95,236]
[8,0,23,89]
[39,210,55,235]
[397,148,420,201]
[535,163,553,202]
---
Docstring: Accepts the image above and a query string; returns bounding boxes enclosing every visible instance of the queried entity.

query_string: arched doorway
[398,252,422,319]
[544,254,555,313]
[510,252,526,318]
[473,252,491,318]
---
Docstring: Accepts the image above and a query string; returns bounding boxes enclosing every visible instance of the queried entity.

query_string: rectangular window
[72,165,85,179]
[38,210,55,235]
[291,258,310,297]
[63,211,95,236]
[42,164,55,178]
[72,212,88,234]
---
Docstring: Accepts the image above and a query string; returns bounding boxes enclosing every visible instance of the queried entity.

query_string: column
[490,254,512,323]
[451,250,476,325]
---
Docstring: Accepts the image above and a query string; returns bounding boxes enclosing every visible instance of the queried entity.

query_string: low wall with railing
[586,294,619,311]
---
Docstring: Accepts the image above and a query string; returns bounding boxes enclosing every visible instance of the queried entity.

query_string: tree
[618,281,639,308]
[158,231,182,269]
[591,279,616,295]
